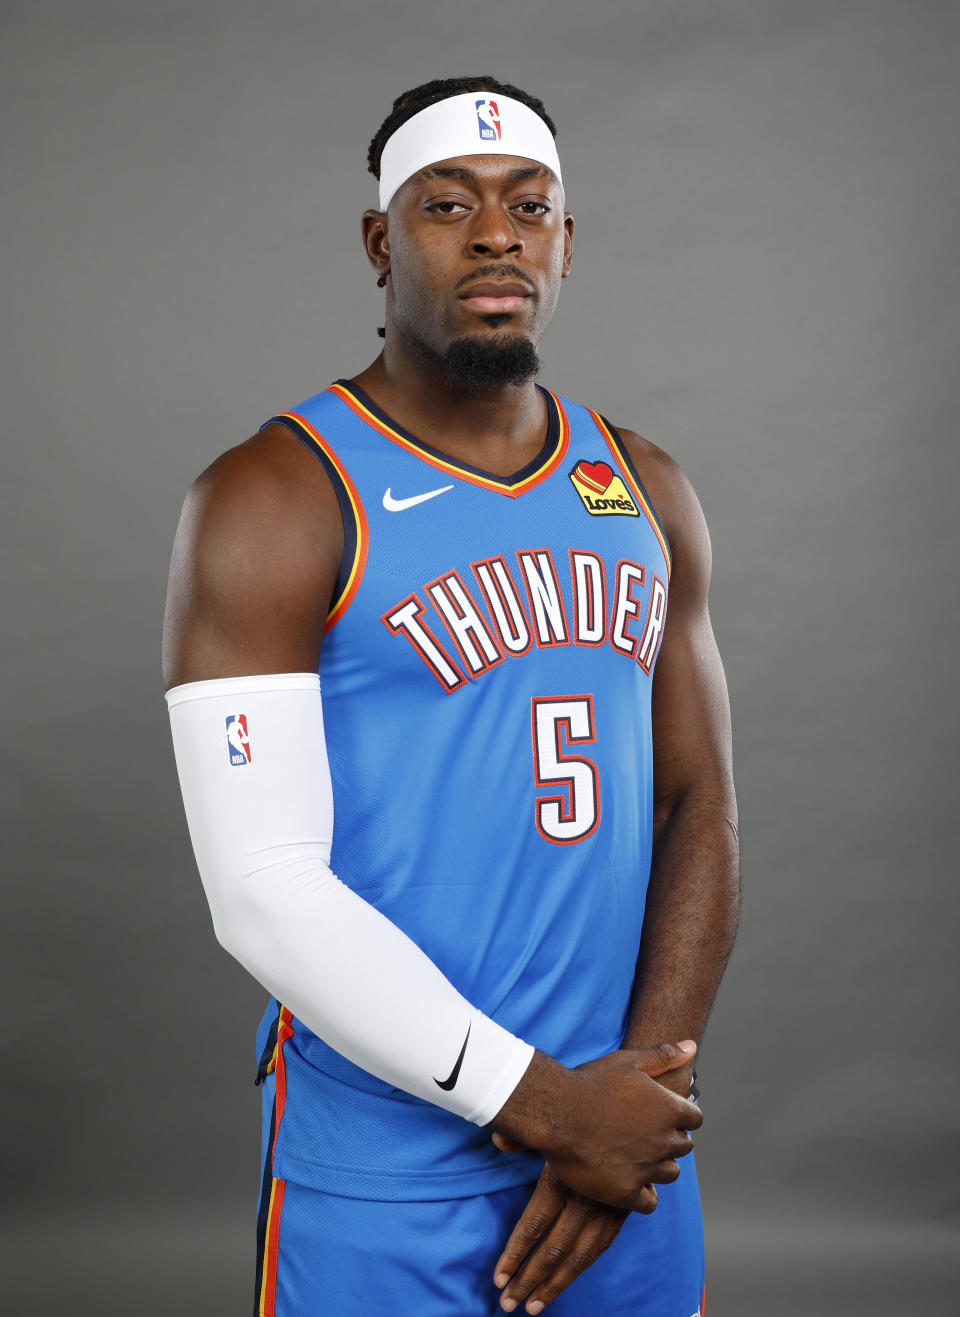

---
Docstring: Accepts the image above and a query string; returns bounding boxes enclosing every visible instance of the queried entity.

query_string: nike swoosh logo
[434,1022,471,1091]
[383,484,454,512]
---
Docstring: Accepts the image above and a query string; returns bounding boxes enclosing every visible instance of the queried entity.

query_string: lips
[459,280,533,314]
[461,281,532,299]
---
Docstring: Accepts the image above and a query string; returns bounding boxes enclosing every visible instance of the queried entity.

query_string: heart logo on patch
[573,460,614,494]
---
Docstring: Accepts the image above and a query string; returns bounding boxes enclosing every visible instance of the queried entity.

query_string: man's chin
[443,332,541,390]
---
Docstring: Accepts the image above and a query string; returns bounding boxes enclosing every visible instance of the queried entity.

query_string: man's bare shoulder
[162,421,343,689]
[176,421,343,579]
[186,421,338,525]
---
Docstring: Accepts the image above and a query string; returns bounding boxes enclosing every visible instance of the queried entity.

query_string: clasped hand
[490,1044,698,1314]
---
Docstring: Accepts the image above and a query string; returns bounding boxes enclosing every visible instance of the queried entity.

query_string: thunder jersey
[253,379,672,1200]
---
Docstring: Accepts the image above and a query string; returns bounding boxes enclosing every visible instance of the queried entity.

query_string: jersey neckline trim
[329,379,569,498]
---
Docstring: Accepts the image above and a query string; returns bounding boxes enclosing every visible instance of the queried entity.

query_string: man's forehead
[410,157,559,188]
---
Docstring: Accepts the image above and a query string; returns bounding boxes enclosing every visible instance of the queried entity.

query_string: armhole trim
[263,413,369,629]
[589,410,672,579]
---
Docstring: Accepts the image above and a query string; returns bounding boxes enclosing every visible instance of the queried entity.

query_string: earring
[377,273,387,288]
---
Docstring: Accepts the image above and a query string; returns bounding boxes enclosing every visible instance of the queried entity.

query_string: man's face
[370,154,573,362]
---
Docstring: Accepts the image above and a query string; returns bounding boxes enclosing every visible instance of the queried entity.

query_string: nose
[467,203,524,258]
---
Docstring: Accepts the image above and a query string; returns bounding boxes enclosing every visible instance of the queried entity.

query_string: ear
[361,209,390,279]
[561,211,574,278]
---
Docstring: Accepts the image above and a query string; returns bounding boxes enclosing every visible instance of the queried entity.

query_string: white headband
[378,91,563,211]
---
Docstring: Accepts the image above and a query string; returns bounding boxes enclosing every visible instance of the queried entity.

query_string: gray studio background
[3,2,957,1313]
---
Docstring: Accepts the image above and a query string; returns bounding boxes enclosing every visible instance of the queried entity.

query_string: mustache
[454,264,534,292]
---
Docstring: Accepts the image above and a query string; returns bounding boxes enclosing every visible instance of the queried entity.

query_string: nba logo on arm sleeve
[476,98,501,140]
[225,714,252,766]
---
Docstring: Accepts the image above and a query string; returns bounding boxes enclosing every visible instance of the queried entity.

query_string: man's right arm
[162,427,702,1210]
[162,425,339,689]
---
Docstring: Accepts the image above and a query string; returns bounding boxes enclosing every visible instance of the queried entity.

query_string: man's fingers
[647,1157,681,1185]
[673,1129,694,1159]
[491,1131,529,1154]
[493,1178,566,1289]
[498,1199,594,1310]
[499,1213,625,1313]
[683,1096,704,1131]
[630,1039,697,1078]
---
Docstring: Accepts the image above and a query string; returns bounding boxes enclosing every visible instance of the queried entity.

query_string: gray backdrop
[3,1,957,1313]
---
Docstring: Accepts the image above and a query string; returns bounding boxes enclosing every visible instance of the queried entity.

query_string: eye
[514,201,551,215]
[427,200,470,214]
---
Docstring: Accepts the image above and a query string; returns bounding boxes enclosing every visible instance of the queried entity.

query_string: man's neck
[350,344,548,475]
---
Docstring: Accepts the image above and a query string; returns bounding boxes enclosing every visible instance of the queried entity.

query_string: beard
[442,330,541,391]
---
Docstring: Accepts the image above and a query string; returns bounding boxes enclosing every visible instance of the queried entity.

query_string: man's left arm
[618,432,740,1098]
[491,435,739,1315]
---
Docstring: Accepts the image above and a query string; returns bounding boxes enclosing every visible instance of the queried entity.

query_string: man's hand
[538,1043,700,1211]
[649,1057,696,1102]
[488,1042,699,1312]
[490,1159,638,1314]
[488,1041,701,1213]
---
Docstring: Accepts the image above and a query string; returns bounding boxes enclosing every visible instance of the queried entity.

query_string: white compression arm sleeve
[165,673,535,1126]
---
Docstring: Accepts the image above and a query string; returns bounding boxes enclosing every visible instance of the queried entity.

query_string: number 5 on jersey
[531,696,600,844]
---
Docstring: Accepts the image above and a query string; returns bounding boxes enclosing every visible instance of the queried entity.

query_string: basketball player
[163,77,739,1317]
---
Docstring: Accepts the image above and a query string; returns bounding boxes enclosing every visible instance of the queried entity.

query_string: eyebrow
[416,164,552,186]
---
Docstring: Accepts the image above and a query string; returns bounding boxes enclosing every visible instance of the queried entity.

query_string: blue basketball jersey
[254,379,672,1200]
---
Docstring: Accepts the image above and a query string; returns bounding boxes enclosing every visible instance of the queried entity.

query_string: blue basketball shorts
[254,1072,705,1317]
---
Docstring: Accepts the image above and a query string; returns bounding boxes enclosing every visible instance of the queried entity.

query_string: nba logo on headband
[377,91,562,211]
[475,98,501,141]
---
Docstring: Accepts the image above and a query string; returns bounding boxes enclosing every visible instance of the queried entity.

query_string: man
[163,76,739,1317]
